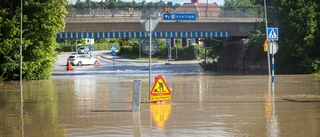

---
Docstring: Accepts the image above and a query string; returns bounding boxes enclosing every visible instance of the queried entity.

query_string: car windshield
[68,55,76,59]
[79,47,88,49]
[82,55,90,58]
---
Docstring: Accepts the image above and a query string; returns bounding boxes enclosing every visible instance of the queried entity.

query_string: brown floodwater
[0,74,319,137]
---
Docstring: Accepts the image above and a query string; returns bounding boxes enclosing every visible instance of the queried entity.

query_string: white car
[77,46,90,54]
[67,55,96,66]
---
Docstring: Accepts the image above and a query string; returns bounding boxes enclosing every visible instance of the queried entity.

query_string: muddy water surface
[0,74,319,137]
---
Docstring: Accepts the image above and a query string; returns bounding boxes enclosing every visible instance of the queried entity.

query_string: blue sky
[69,0,225,6]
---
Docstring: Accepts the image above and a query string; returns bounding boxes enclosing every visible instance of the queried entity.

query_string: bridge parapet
[65,16,263,23]
[63,7,263,37]
[66,6,263,23]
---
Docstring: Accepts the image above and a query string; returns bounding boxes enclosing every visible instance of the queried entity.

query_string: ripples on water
[0,74,319,137]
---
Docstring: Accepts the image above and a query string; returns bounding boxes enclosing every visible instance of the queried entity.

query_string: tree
[224,0,256,7]
[272,0,320,73]
[0,0,68,80]
[225,0,320,73]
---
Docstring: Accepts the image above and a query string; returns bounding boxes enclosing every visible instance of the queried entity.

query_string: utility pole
[20,0,23,82]
[206,0,208,18]
[89,0,91,15]
[264,0,271,77]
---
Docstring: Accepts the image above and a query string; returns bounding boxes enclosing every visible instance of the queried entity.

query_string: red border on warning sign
[150,75,171,96]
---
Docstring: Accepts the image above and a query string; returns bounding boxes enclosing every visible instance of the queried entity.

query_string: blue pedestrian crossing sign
[110,44,117,50]
[267,28,278,41]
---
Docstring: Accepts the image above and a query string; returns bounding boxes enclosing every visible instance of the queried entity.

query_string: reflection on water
[0,80,65,137]
[132,112,141,137]
[265,88,280,137]
[74,78,96,109]
[20,82,24,137]
[150,103,172,130]
[0,74,319,136]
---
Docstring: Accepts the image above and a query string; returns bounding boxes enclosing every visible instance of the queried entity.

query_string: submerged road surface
[0,51,319,137]
[53,51,204,76]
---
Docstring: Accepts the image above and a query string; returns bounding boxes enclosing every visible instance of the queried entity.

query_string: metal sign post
[267,41,279,87]
[166,43,170,61]
[149,17,152,97]
[271,41,275,89]
[140,15,161,97]
[267,27,279,86]
[271,42,275,87]
[138,39,142,58]
[89,45,93,57]
[166,38,171,62]
[75,40,78,54]
[264,0,269,77]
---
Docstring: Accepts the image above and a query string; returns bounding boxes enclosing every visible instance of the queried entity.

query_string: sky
[69,0,225,6]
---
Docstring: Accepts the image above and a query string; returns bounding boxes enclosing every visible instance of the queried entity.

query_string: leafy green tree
[272,0,320,73]
[74,1,88,14]
[203,38,224,60]
[247,30,266,62]
[0,0,68,80]
[226,0,320,73]
[224,0,256,7]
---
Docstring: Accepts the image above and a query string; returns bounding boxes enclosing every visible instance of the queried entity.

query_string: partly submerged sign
[150,75,171,102]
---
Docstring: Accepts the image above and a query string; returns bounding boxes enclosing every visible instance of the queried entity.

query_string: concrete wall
[219,41,268,73]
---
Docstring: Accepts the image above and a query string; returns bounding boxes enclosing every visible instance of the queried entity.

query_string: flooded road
[0,53,319,137]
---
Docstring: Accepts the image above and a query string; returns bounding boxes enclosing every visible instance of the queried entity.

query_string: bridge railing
[66,6,263,19]
[220,7,263,18]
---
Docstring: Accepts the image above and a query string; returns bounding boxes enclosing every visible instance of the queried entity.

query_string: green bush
[59,44,75,52]
[0,0,67,80]
[118,44,201,60]
[57,42,120,52]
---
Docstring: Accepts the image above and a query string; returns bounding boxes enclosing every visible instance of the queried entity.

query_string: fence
[67,6,263,18]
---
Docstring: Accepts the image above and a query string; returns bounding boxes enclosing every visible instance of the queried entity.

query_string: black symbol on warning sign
[154,82,164,92]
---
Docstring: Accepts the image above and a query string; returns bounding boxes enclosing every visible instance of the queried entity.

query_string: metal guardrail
[64,16,263,23]
[66,6,264,19]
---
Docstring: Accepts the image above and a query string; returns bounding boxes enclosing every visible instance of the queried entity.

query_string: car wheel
[77,61,82,66]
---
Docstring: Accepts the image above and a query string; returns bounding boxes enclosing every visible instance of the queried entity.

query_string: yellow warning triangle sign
[150,75,171,95]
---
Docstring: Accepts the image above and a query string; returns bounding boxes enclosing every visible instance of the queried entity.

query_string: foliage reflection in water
[0,74,319,136]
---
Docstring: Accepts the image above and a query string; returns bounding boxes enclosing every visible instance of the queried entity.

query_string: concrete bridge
[58,4,265,72]
[60,16,263,38]
[58,15,266,72]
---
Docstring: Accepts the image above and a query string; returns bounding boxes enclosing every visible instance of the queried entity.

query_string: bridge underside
[56,31,229,39]
[58,21,257,39]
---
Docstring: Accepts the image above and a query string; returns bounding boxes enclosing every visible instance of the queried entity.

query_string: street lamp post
[264,0,271,77]
[139,14,161,98]
[20,1,25,137]
[20,0,23,82]
[89,0,91,15]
